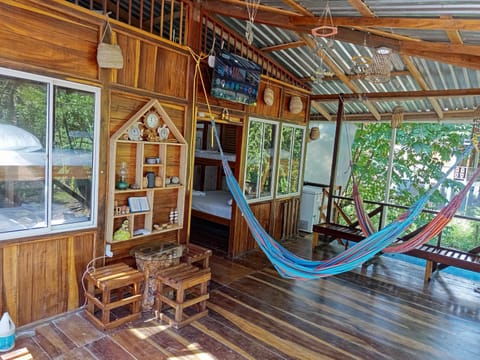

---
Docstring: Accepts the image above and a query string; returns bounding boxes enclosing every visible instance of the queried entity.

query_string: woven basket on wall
[289,96,303,114]
[97,43,124,69]
[97,19,124,69]
[263,87,274,106]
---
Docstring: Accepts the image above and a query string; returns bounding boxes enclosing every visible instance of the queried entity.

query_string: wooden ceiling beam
[280,0,313,16]
[261,40,305,52]
[401,55,444,119]
[301,33,381,120]
[291,16,480,31]
[311,88,480,101]
[347,0,375,17]
[311,101,332,121]
[204,1,480,69]
[311,109,476,123]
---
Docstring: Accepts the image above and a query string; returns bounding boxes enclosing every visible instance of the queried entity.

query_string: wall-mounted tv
[210,50,262,106]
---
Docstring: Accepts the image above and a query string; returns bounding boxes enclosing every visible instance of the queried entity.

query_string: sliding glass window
[0,67,100,239]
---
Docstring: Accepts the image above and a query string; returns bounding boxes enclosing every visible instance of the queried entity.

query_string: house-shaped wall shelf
[106,99,188,243]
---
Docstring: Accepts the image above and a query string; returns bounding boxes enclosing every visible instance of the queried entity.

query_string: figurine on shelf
[113,219,130,241]
[169,208,179,224]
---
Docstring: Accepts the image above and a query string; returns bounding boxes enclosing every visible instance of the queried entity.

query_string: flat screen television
[210,50,262,106]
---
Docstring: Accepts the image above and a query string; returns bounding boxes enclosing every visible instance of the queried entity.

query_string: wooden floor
[7,234,480,360]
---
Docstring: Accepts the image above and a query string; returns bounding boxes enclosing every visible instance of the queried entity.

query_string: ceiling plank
[353,26,421,42]
[311,88,480,101]
[311,109,475,123]
[320,70,410,82]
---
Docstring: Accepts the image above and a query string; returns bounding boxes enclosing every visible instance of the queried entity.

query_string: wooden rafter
[311,100,332,121]
[311,88,480,101]
[280,0,312,16]
[301,33,381,120]
[205,1,480,71]
[401,55,444,119]
[261,40,305,52]
[291,16,480,32]
[347,0,375,17]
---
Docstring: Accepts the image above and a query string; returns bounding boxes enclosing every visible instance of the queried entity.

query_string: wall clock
[144,111,160,129]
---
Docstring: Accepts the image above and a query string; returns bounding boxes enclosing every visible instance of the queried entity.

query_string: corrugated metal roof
[216,0,480,121]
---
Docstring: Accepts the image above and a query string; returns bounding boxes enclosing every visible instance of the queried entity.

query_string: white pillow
[0,124,42,151]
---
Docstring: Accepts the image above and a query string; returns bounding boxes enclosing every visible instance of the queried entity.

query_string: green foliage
[348,121,478,251]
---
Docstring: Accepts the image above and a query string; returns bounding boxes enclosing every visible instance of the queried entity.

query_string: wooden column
[326,96,344,223]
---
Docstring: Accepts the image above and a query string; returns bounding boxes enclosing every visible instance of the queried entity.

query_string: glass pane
[278,126,293,195]
[260,122,275,197]
[52,86,95,225]
[245,121,262,199]
[277,125,305,196]
[291,127,305,193]
[244,119,278,200]
[0,75,47,233]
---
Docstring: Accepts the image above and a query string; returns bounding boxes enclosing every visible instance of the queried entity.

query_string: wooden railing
[66,1,306,88]
[67,0,191,45]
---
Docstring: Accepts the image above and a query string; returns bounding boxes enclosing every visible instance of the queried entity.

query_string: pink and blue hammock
[211,120,474,279]
[352,151,480,254]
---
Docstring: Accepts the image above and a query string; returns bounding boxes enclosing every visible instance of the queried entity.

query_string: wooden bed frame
[191,208,230,226]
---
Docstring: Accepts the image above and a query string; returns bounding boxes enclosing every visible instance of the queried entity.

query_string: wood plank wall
[0,0,192,326]
[0,0,311,326]
[0,231,96,326]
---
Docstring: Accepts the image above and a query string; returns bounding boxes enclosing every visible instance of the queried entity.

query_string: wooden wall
[0,231,96,326]
[0,0,311,326]
[195,74,310,256]
[0,0,193,326]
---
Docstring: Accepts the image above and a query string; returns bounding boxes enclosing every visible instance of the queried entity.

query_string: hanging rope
[245,0,261,45]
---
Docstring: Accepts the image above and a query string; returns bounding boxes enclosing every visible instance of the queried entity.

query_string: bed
[191,190,232,226]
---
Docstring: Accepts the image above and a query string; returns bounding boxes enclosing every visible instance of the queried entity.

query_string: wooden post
[326,96,344,224]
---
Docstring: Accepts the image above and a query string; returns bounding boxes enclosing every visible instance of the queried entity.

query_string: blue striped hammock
[212,120,467,280]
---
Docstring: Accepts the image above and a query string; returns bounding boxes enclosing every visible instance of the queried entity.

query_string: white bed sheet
[191,190,232,220]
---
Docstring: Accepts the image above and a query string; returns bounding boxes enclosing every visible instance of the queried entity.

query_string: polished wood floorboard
[8,234,480,360]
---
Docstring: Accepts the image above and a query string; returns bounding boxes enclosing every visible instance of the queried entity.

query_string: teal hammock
[212,120,468,280]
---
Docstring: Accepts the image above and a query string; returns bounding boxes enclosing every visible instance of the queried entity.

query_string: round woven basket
[310,127,320,140]
[263,87,274,106]
[289,96,303,114]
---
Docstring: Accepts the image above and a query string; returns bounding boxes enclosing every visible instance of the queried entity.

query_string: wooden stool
[181,243,212,269]
[155,263,211,328]
[84,263,144,330]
